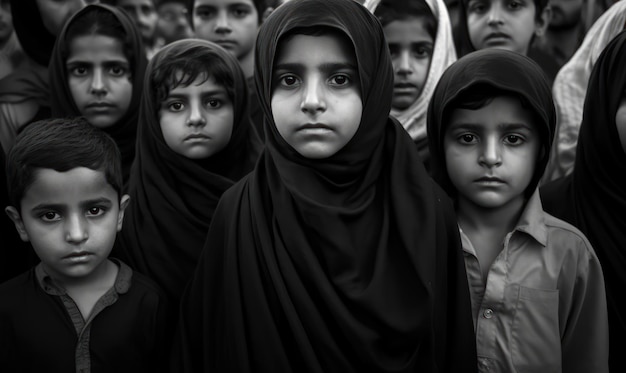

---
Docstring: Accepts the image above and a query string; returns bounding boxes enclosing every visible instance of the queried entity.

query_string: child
[374,0,456,169]
[48,3,147,189]
[543,0,626,182]
[155,0,194,45]
[0,117,169,372]
[427,48,608,372]
[104,0,161,58]
[191,0,271,138]
[117,38,261,307]
[541,30,626,373]
[173,0,477,371]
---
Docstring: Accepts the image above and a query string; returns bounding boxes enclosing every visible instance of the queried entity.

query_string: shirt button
[483,308,494,319]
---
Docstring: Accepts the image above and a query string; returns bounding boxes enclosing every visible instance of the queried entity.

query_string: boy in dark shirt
[1,117,169,373]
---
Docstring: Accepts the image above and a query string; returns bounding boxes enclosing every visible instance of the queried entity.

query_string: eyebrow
[66,59,129,66]
[448,122,534,131]
[165,89,228,99]
[30,198,114,212]
[273,62,358,73]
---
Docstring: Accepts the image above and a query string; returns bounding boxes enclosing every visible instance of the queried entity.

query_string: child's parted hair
[151,43,236,105]
[63,5,136,78]
[6,117,123,208]
[375,0,437,38]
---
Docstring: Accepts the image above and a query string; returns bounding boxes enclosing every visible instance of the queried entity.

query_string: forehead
[448,95,537,129]
[23,167,118,206]
[194,0,256,8]
[275,33,356,66]
[383,18,434,44]
[67,34,128,62]
[167,71,226,93]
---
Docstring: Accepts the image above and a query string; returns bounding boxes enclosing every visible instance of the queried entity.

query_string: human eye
[276,74,301,88]
[413,44,433,59]
[329,73,351,87]
[205,98,223,109]
[166,101,185,112]
[39,211,61,223]
[508,0,523,10]
[468,0,487,13]
[68,65,88,77]
[503,134,525,145]
[458,133,478,144]
[195,6,215,19]
[86,206,107,217]
[108,65,128,77]
[231,5,251,18]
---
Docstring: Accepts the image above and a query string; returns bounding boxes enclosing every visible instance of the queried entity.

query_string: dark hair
[375,0,437,39]
[188,0,269,23]
[151,43,235,104]
[6,117,123,208]
[445,84,550,198]
[63,6,136,77]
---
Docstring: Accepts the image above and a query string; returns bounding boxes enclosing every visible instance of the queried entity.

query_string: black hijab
[427,48,555,200]
[541,30,626,373]
[48,4,147,187]
[118,39,259,305]
[174,0,476,371]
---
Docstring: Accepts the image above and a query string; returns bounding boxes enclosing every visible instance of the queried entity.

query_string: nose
[89,69,106,95]
[214,11,231,34]
[479,137,502,167]
[395,50,413,77]
[65,214,88,244]
[487,4,504,26]
[187,101,207,127]
[300,79,326,114]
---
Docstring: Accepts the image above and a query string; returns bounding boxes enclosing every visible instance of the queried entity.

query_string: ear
[534,6,552,37]
[5,206,30,242]
[116,195,131,232]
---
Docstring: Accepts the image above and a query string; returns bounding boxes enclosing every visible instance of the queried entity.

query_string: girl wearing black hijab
[117,38,260,308]
[541,30,626,373]
[173,0,476,371]
[48,4,147,188]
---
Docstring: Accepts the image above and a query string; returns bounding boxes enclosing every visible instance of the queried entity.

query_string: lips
[475,176,505,184]
[185,133,210,141]
[85,102,115,109]
[484,32,511,42]
[299,123,332,130]
[63,251,92,262]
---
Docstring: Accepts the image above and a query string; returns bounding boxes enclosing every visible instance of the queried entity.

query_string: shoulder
[0,269,35,296]
[542,211,597,261]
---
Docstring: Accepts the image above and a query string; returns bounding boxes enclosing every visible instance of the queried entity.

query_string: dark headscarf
[10,0,56,67]
[117,39,259,305]
[174,0,476,371]
[427,49,555,199]
[48,4,147,187]
[541,30,626,373]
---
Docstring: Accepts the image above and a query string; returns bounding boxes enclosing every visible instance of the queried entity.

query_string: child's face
[615,95,626,154]
[67,34,133,129]
[466,0,544,55]
[157,2,194,44]
[384,17,434,111]
[158,73,234,159]
[36,0,85,36]
[549,0,583,29]
[443,95,540,209]
[271,33,362,159]
[193,0,259,61]
[117,0,158,44]
[5,167,130,285]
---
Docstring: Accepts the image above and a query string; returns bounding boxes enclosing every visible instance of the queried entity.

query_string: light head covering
[428,49,556,199]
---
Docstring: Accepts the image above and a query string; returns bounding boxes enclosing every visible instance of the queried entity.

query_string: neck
[456,196,525,238]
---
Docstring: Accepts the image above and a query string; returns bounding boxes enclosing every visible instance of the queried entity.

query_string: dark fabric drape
[48,4,147,187]
[174,0,476,372]
[117,39,260,305]
[541,30,626,373]
[9,0,55,67]
[427,48,556,199]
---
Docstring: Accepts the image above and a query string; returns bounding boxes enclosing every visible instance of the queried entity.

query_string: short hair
[5,117,123,208]
[63,5,137,78]
[151,43,236,105]
[375,0,437,39]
